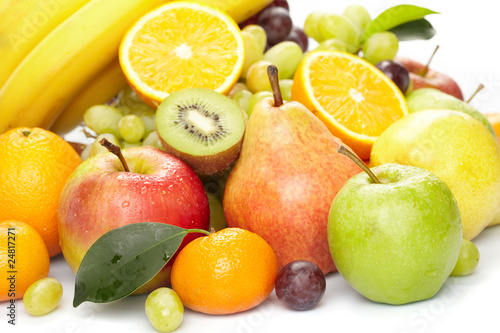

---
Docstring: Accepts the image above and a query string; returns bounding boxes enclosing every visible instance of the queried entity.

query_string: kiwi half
[155,88,246,175]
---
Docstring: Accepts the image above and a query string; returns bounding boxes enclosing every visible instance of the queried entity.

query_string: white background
[3,1,500,332]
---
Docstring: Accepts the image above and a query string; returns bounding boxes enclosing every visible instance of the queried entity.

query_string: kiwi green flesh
[156,88,246,175]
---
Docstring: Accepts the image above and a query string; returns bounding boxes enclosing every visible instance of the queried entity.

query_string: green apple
[328,163,462,305]
[370,110,500,240]
[406,88,497,140]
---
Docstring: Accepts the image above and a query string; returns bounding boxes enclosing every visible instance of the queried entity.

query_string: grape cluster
[80,87,165,160]
[240,0,307,52]
[304,4,399,65]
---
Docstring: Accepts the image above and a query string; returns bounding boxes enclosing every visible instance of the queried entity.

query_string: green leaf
[363,5,439,42]
[73,223,189,307]
[389,19,436,41]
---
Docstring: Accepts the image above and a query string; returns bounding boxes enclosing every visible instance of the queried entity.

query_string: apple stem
[337,144,381,184]
[422,45,439,77]
[466,84,484,104]
[100,138,131,172]
[267,65,283,107]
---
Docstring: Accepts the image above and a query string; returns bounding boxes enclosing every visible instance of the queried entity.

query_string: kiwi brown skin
[158,131,243,175]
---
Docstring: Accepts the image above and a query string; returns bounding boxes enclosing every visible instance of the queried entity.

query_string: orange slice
[119,1,245,108]
[292,51,409,159]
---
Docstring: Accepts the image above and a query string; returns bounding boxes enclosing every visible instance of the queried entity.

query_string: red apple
[58,146,209,294]
[396,57,464,100]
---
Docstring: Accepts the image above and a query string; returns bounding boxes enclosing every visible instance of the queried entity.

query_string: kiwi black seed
[155,88,246,175]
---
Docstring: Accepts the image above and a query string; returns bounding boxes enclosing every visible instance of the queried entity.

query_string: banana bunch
[0,0,272,135]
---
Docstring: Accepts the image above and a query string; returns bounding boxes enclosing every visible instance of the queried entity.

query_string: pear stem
[422,45,439,77]
[466,84,484,104]
[267,65,283,107]
[100,138,130,172]
[337,144,381,184]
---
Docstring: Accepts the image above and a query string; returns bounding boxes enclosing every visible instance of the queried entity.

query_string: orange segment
[119,1,245,108]
[292,51,409,159]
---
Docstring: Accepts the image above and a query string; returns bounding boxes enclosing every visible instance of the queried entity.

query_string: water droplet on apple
[122,201,130,208]
[425,269,438,277]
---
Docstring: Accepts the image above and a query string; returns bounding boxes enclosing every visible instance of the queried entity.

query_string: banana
[50,59,127,135]
[0,0,167,134]
[0,0,90,88]
[191,0,273,23]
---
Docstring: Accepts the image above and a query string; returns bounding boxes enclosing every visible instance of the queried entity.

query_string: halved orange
[119,1,245,108]
[292,51,409,159]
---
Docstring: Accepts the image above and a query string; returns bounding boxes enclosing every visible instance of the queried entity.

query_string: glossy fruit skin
[23,278,63,316]
[223,98,361,274]
[0,127,82,256]
[275,260,326,311]
[328,164,463,305]
[451,239,480,276]
[396,57,464,100]
[0,220,50,301]
[171,228,278,315]
[376,60,410,94]
[145,288,184,332]
[286,26,308,52]
[370,110,500,240]
[258,7,292,46]
[58,146,210,294]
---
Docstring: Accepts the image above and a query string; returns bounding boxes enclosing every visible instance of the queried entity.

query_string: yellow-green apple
[223,65,361,274]
[406,88,497,140]
[370,110,500,240]
[396,57,464,100]
[58,146,210,293]
[328,162,462,305]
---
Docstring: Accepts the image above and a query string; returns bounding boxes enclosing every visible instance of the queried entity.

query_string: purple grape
[268,0,290,11]
[285,26,308,52]
[239,14,259,29]
[258,7,292,46]
[375,60,410,94]
[275,260,326,311]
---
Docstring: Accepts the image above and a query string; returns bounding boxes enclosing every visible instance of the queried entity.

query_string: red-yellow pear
[223,65,361,274]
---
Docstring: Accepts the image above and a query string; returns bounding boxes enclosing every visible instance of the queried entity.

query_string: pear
[406,88,497,140]
[223,65,361,274]
[370,110,500,240]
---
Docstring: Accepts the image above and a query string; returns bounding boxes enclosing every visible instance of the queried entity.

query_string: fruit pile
[1,1,500,332]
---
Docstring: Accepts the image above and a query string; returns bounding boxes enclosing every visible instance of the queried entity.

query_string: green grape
[263,41,303,80]
[117,85,144,108]
[83,105,123,138]
[132,104,156,137]
[229,82,249,97]
[232,90,253,115]
[119,114,146,143]
[142,131,166,151]
[80,144,91,161]
[248,91,273,117]
[89,133,120,158]
[246,60,273,93]
[343,4,372,34]
[279,79,293,101]
[315,38,347,52]
[116,105,132,116]
[207,193,227,232]
[304,11,327,42]
[362,31,399,65]
[451,239,480,276]
[23,278,63,316]
[145,288,184,332]
[122,140,142,149]
[242,24,267,53]
[241,31,264,80]
[318,14,361,53]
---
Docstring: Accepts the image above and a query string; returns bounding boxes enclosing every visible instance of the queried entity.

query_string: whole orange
[171,228,278,315]
[0,220,50,301]
[0,128,82,256]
